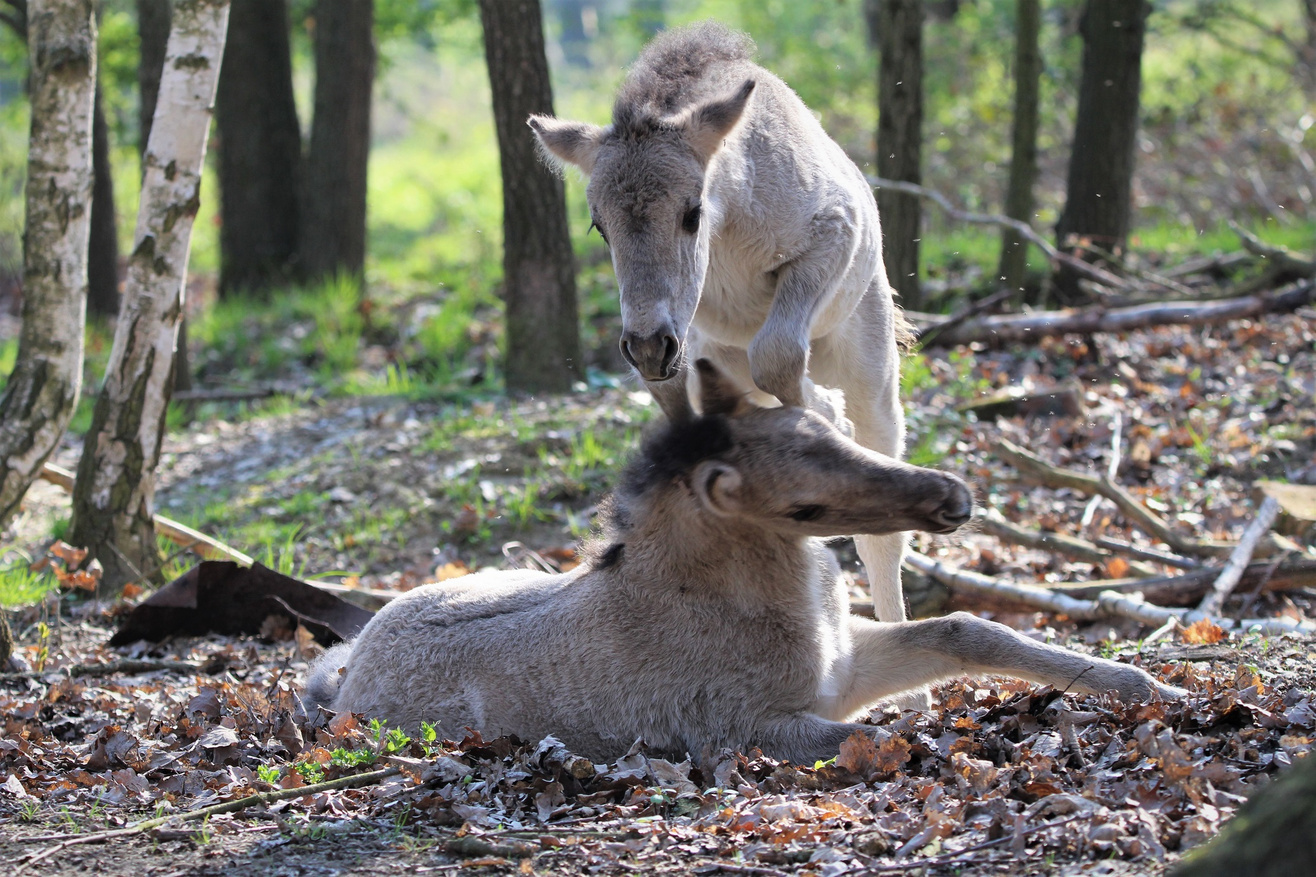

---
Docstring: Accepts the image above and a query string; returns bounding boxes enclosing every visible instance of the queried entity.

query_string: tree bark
[300,0,374,285]
[215,0,299,297]
[0,0,95,533]
[135,0,168,159]
[997,0,1041,302]
[87,81,119,317]
[478,0,582,394]
[68,0,229,592]
[1171,748,1316,877]
[1054,0,1150,302]
[875,0,925,311]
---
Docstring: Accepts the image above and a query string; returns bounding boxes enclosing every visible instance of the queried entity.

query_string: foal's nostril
[659,334,679,378]
[619,337,639,370]
[934,506,973,530]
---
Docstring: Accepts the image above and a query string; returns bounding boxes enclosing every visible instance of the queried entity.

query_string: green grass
[0,555,58,609]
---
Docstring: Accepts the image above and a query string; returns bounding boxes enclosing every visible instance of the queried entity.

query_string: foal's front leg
[829,613,1185,718]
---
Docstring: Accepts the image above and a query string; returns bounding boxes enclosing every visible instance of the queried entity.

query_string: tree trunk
[0,0,95,533]
[1171,752,1316,877]
[215,0,299,297]
[478,0,582,394]
[1053,0,1150,303]
[87,81,119,317]
[68,0,229,592]
[136,0,190,392]
[136,0,168,159]
[997,0,1041,303]
[300,0,374,284]
[875,0,925,311]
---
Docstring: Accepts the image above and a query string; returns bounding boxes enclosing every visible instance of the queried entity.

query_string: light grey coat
[529,22,914,645]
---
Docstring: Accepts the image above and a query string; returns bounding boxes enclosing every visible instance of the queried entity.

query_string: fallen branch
[1196,496,1284,616]
[16,766,402,872]
[1048,557,1316,605]
[38,462,256,566]
[978,510,1157,576]
[921,277,1315,347]
[906,552,1316,636]
[171,387,279,404]
[1230,221,1316,276]
[993,439,1289,560]
[916,288,1012,347]
[1093,537,1201,570]
[867,175,1130,291]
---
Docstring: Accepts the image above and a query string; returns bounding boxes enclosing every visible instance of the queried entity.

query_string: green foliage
[0,555,58,609]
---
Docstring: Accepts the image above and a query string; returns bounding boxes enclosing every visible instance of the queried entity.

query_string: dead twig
[915,288,1012,347]
[15,767,402,873]
[1093,537,1201,570]
[853,813,1093,873]
[1197,496,1284,617]
[978,510,1156,576]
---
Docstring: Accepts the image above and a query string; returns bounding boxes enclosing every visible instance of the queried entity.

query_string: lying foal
[308,360,1182,762]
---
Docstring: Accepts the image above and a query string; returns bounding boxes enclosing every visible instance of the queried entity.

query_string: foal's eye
[681,202,701,234]
[588,219,609,245]
[789,505,826,522]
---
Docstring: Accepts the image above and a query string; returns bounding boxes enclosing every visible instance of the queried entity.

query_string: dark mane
[622,413,734,497]
[582,413,734,569]
[613,21,755,134]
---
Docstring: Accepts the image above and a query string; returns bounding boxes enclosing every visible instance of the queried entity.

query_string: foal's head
[530,79,755,386]
[613,360,973,543]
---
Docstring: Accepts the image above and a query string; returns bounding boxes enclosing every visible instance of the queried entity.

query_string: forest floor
[1,311,1314,876]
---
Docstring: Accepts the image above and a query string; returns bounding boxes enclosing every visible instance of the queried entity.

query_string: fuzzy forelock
[612,21,755,134]
[584,414,735,565]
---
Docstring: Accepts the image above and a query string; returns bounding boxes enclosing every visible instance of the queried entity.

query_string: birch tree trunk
[68,0,230,592]
[0,0,96,532]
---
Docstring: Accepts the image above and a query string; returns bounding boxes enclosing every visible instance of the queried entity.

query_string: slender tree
[136,0,191,391]
[136,0,168,157]
[478,0,582,393]
[68,0,229,591]
[1054,0,1150,302]
[0,0,95,531]
[0,0,95,663]
[87,82,119,317]
[215,0,299,297]
[997,0,1041,302]
[874,0,926,311]
[300,0,375,284]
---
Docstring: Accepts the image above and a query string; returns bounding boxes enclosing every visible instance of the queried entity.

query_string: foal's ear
[528,115,607,176]
[694,358,752,417]
[691,461,743,517]
[682,79,755,164]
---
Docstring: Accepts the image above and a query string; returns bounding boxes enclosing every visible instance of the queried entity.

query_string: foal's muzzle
[620,330,680,382]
